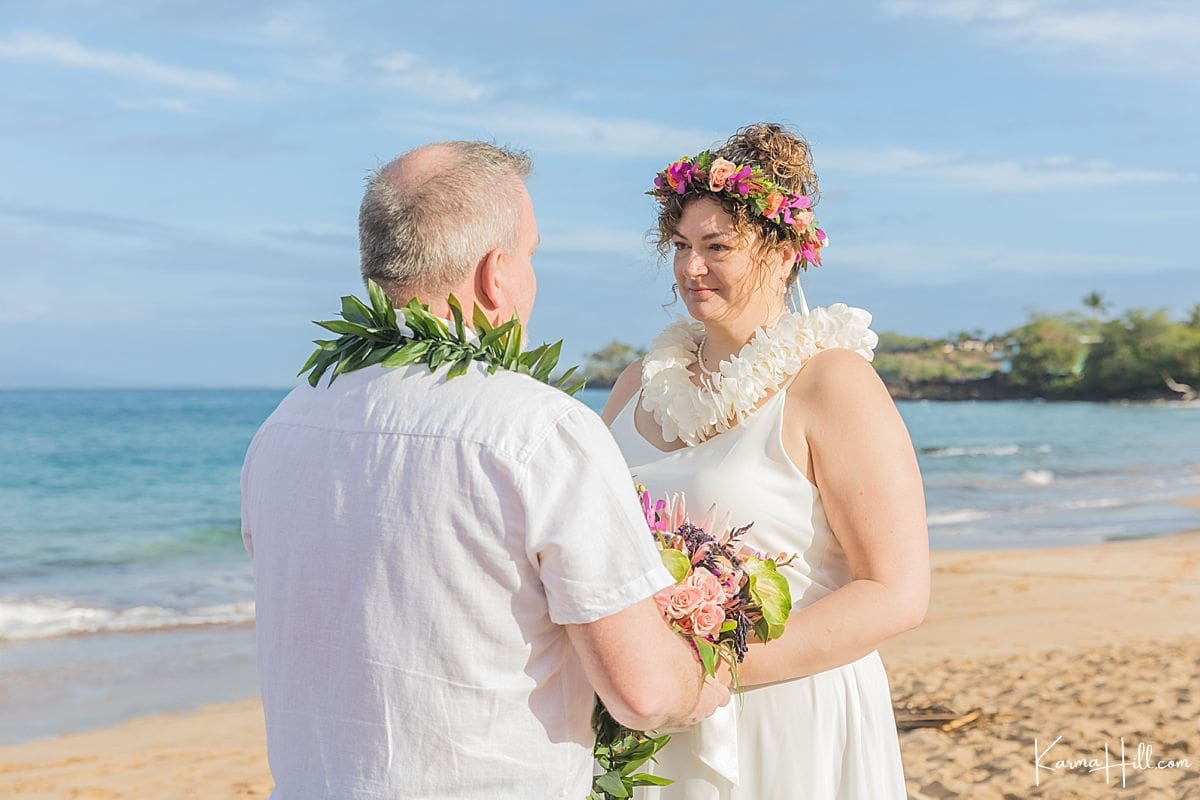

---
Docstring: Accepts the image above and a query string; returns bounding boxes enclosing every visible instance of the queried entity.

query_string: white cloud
[822,146,1195,191]
[0,31,243,93]
[244,5,352,84]
[260,223,357,249]
[830,239,1161,286]
[538,226,655,258]
[375,51,490,103]
[117,97,195,115]
[393,107,718,158]
[881,0,1200,74]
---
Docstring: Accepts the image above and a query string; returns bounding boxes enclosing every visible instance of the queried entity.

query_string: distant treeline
[581,294,1200,401]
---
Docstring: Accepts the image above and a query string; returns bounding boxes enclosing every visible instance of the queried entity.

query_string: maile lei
[297,279,587,394]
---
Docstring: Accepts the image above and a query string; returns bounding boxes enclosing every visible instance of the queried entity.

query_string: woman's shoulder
[787,347,890,412]
[599,358,644,425]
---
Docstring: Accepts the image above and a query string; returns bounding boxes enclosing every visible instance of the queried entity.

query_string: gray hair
[359,141,533,291]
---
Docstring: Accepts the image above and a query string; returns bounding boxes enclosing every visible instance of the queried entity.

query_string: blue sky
[1,0,1197,387]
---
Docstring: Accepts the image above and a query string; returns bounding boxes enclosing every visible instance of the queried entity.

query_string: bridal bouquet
[590,487,795,800]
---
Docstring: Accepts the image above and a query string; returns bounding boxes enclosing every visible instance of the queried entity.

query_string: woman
[601,123,929,799]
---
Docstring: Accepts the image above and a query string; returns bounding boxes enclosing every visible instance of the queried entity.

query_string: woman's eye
[673,241,690,251]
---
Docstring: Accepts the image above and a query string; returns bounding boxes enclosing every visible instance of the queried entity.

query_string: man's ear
[474,246,507,324]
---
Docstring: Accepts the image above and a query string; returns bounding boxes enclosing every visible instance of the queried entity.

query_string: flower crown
[649,150,827,269]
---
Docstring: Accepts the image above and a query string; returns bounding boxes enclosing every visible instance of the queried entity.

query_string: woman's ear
[779,244,798,286]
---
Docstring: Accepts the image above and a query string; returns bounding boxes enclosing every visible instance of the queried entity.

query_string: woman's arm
[600,359,644,427]
[737,348,929,686]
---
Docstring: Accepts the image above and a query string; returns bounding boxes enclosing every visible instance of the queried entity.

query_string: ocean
[1,386,1198,743]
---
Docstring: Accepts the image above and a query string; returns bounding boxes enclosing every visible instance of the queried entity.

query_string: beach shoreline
[3,512,1199,798]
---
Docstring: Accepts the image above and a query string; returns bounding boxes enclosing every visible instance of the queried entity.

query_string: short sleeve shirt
[241,363,672,799]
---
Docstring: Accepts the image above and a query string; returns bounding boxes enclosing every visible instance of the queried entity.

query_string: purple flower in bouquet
[591,486,797,800]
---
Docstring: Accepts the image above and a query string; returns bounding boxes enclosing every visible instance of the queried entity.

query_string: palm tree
[1082,291,1111,318]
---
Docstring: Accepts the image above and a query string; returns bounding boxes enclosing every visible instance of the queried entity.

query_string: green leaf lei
[298,279,587,395]
[591,705,673,799]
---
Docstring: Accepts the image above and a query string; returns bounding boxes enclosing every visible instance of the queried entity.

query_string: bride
[601,123,929,799]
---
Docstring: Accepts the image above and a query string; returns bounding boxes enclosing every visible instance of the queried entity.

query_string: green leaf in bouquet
[629,773,673,787]
[694,637,718,677]
[659,549,691,583]
[744,556,793,629]
[752,617,787,644]
[719,620,737,633]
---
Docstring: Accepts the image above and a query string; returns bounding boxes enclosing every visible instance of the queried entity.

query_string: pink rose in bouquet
[592,486,797,799]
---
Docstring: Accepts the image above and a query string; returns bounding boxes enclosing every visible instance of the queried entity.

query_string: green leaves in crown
[297,279,587,395]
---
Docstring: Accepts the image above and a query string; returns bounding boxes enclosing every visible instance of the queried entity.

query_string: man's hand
[568,600,737,732]
[654,660,733,733]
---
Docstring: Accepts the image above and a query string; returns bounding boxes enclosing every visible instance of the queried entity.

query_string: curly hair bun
[716,123,819,205]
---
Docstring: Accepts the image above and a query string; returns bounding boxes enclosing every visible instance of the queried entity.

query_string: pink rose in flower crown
[792,209,815,228]
[689,602,726,639]
[660,583,704,620]
[708,158,738,192]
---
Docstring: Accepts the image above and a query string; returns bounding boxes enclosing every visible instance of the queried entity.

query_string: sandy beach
[3,502,1199,799]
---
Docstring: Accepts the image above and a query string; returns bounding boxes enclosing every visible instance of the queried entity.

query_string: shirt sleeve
[520,406,675,625]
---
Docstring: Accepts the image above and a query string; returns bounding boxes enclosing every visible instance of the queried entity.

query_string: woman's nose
[681,251,706,277]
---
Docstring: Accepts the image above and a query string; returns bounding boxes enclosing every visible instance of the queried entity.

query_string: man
[241,141,728,799]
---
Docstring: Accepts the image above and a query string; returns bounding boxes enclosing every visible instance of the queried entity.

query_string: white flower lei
[640,304,879,446]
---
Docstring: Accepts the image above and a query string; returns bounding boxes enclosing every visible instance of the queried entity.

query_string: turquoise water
[0,387,1198,742]
[1,387,1198,646]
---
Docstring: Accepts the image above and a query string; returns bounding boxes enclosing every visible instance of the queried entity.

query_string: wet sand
[3,504,1199,798]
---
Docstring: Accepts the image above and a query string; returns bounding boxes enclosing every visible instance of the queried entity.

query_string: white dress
[610,376,908,799]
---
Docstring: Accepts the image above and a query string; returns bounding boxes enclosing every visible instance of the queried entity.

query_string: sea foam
[0,598,255,642]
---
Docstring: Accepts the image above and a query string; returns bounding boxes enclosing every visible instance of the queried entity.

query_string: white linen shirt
[241,362,672,799]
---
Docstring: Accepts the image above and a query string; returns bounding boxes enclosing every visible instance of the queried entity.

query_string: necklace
[639,303,879,446]
[696,334,716,378]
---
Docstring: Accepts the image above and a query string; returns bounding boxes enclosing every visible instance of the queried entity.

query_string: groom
[241,141,729,799]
